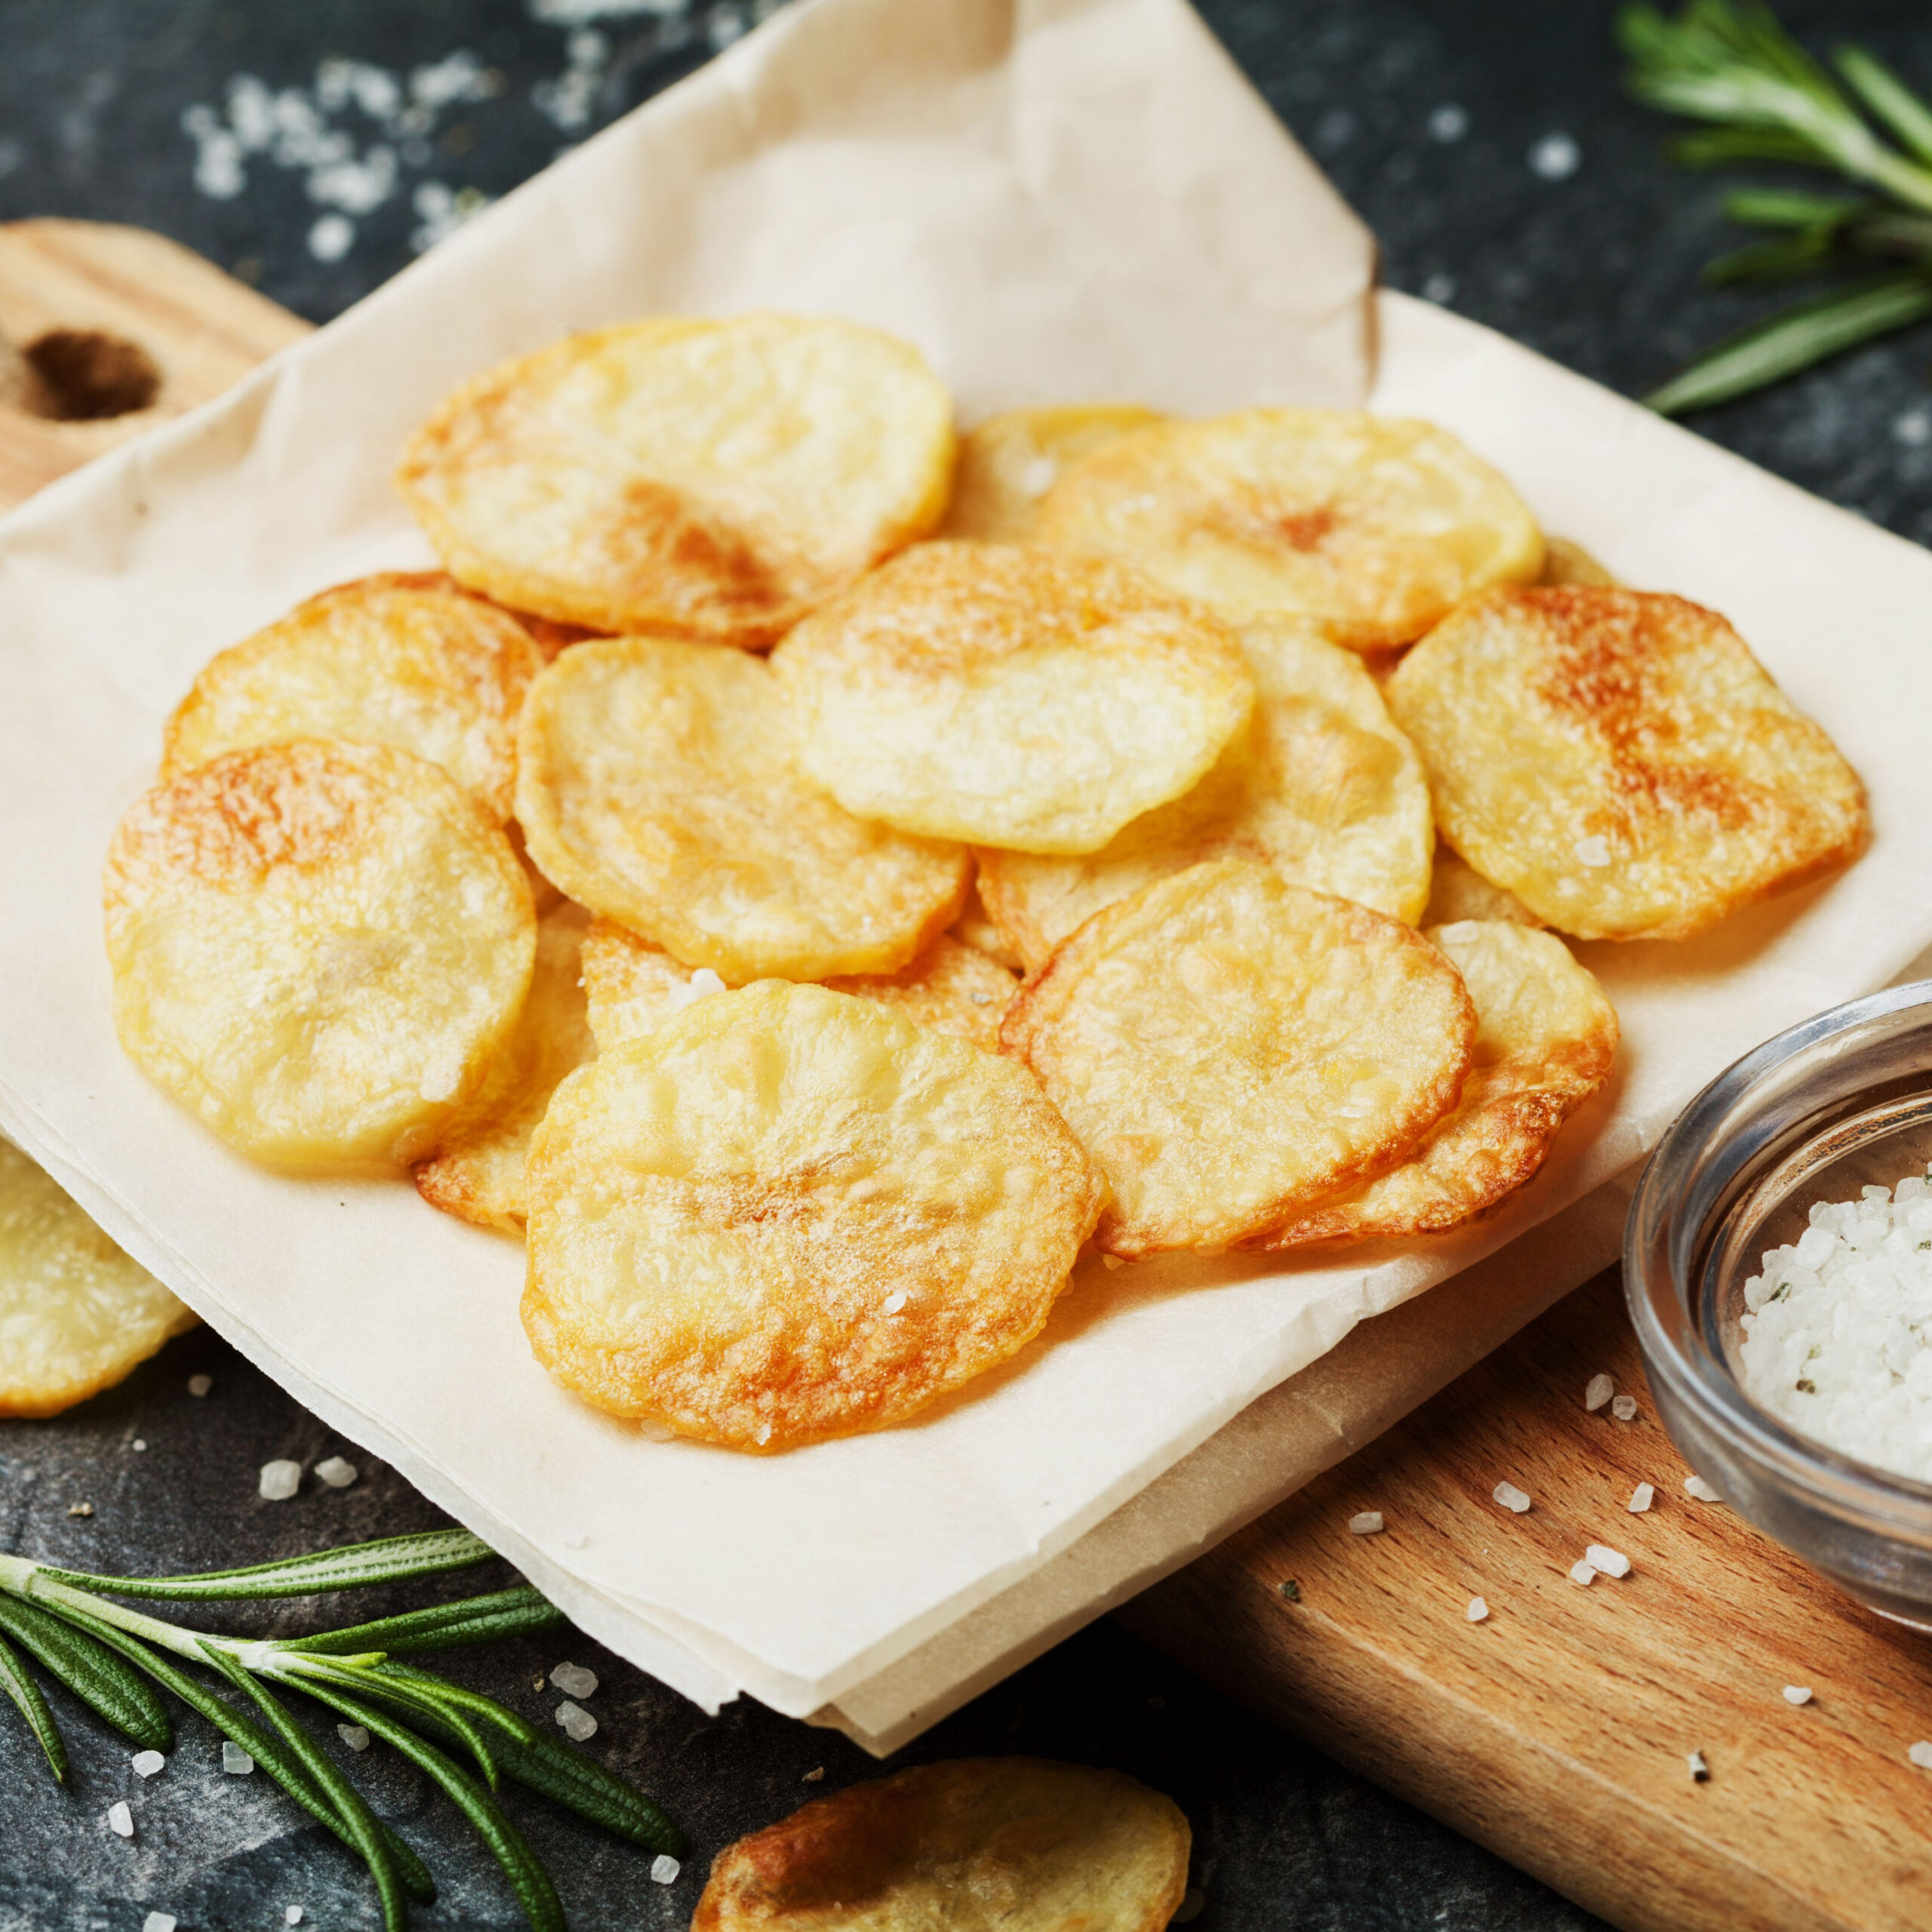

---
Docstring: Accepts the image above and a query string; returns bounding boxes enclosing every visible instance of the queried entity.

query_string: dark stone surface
[3,0,1929,1924]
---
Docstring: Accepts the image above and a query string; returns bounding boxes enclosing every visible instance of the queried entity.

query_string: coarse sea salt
[1492,1481,1531,1514]
[143,1915,175,1932]
[1684,1475,1722,1503]
[1629,1483,1654,1513]
[651,1854,681,1884]
[258,1459,301,1501]
[131,1749,165,1778]
[337,1724,370,1752]
[550,1662,598,1700]
[223,1741,255,1775]
[556,1700,598,1742]
[314,1456,358,1488]
[1911,1740,1932,1770]
[1739,1167,1932,1481]
[1585,1374,1614,1412]
[1466,1596,1489,1623]
[107,1801,134,1838]
[1611,1394,1638,1422]
[1783,1686,1813,1706]
[1348,1512,1384,1535]
[1586,1543,1631,1578]
[1569,1559,1596,1586]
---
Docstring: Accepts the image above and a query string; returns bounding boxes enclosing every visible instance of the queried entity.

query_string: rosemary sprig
[1620,1,1932,412]
[0,1531,681,1929]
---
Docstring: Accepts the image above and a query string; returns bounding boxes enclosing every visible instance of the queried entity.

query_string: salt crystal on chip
[1783,1686,1813,1706]
[1466,1596,1489,1623]
[1348,1512,1383,1535]
[556,1700,598,1742]
[1570,1560,1597,1586]
[223,1741,254,1774]
[315,1456,358,1488]
[1629,1483,1654,1513]
[1586,1543,1630,1578]
[1492,1481,1531,1513]
[881,1289,908,1315]
[550,1662,598,1700]
[131,1749,165,1778]
[1585,1374,1614,1411]
[107,1801,134,1838]
[257,1459,301,1501]
[1611,1394,1638,1422]
[651,1854,681,1884]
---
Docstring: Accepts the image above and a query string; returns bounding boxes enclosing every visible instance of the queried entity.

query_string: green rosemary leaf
[1722,186,1867,226]
[1700,227,1838,285]
[296,1681,567,1932]
[0,1628,66,1783]
[0,1593,171,1750]
[38,1528,496,1601]
[280,1587,565,1657]
[493,1729,685,1858]
[1668,125,1829,167]
[1645,271,1932,413]
[1846,208,1932,257]
[1835,43,1932,170]
[202,1645,410,1932]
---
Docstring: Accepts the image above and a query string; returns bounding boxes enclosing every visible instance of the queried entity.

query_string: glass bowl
[1624,978,1932,1630]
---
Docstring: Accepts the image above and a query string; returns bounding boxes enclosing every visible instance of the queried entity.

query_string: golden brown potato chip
[523,983,1104,1451]
[162,573,543,824]
[1384,586,1869,941]
[516,637,967,983]
[1422,848,1543,929]
[1035,409,1543,651]
[950,868,1023,971]
[0,1137,197,1419]
[414,902,595,1232]
[580,918,733,1054]
[396,314,955,646]
[1001,860,1475,1257]
[694,1757,1190,1932]
[771,542,1254,854]
[1540,536,1618,587]
[939,403,1165,543]
[1253,921,1617,1249]
[105,740,535,1174]
[978,616,1432,971]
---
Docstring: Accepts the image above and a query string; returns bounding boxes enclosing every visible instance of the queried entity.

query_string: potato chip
[580,917,732,1054]
[1422,848,1543,929]
[950,867,1023,971]
[1384,586,1869,940]
[771,541,1254,854]
[517,637,966,982]
[396,313,955,646]
[1540,536,1618,587]
[0,1137,197,1419]
[938,403,1164,543]
[1035,408,1543,651]
[1000,859,1475,1257]
[105,740,535,1174]
[978,616,1432,970]
[162,573,543,823]
[414,902,595,1233]
[1254,921,1617,1249]
[523,982,1104,1451]
[693,1756,1190,1932]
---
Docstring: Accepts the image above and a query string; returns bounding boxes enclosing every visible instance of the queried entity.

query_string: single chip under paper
[693,1756,1190,1931]
[771,541,1254,854]
[1035,408,1543,651]
[523,983,1104,1451]
[1000,859,1475,1257]
[1421,848,1544,930]
[0,1137,197,1418]
[1385,586,1869,940]
[1254,921,1617,1249]
[977,615,1433,971]
[105,740,535,1174]
[515,636,967,983]
[162,573,543,823]
[413,901,596,1232]
[938,403,1165,543]
[395,313,955,646]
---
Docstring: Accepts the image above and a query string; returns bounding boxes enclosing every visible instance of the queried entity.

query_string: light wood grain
[0,219,309,512]
[1120,1270,1932,1932]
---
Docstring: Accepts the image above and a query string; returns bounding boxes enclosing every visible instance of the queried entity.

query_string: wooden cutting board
[9,218,1927,1932]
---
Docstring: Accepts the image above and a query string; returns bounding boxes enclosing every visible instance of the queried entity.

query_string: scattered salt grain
[1349,1512,1384,1535]
[1911,1740,1932,1770]
[143,1915,175,1932]
[1492,1481,1531,1514]
[66,1501,93,1518]
[1529,131,1583,181]
[1466,1596,1489,1623]
[802,1765,826,1781]
[188,1374,212,1397]
[880,1289,909,1315]
[666,967,727,1011]
[1573,833,1611,867]
[651,1853,682,1884]
[550,1663,598,1700]
[258,1459,302,1501]
[1019,456,1060,499]
[1628,1483,1654,1513]
[315,1457,358,1489]
[556,1700,598,1743]
[286,1910,305,1927]
[1688,1749,1709,1781]
[107,1801,134,1838]
[1684,1475,1722,1503]
[1783,1686,1813,1706]
[337,1724,371,1752]
[1586,1543,1631,1578]
[131,1438,148,1452]
[1611,1395,1638,1422]
[1585,1374,1614,1411]
[1570,1560,1597,1586]
[755,1422,773,1446]
[223,1741,255,1775]
[131,1750,165,1778]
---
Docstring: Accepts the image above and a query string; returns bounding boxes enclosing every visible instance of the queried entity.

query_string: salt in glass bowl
[1625,978,1932,1630]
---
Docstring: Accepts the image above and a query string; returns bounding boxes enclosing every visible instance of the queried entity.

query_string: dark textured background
[3,0,1929,1926]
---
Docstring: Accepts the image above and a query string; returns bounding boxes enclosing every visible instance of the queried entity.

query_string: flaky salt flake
[223,1740,254,1774]
[1628,1483,1654,1513]
[258,1459,301,1501]
[1466,1596,1489,1623]
[651,1854,681,1884]
[1492,1481,1531,1514]
[1684,1475,1723,1503]
[1585,1374,1614,1411]
[1688,1749,1709,1781]
[186,1374,212,1397]
[1783,1686,1813,1706]
[1348,1512,1384,1535]
[1586,1543,1631,1578]
[337,1724,371,1752]
[142,1915,175,1932]
[131,1749,165,1778]
[286,1910,305,1927]
[315,1456,357,1488]
[107,1801,134,1838]
[550,1662,598,1700]
[1611,1394,1638,1422]
[1570,1560,1597,1586]
[880,1289,908,1315]
[1573,833,1611,867]
[556,1700,598,1742]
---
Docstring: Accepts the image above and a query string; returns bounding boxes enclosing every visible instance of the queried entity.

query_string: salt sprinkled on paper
[1585,1374,1614,1411]
[1466,1596,1489,1623]
[258,1459,301,1501]
[1586,1543,1630,1579]
[1611,1395,1638,1422]
[1492,1481,1531,1514]
[1569,1560,1597,1586]
[1628,1483,1654,1513]
[1348,1512,1384,1536]
[556,1701,598,1742]
[315,1457,358,1488]
[550,1663,598,1700]
[1684,1475,1722,1503]
[107,1801,134,1838]
[1783,1686,1813,1706]
[223,1740,255,1775]
[651,1854,681,1884]
[131,1749,165,1778]
[1910,1741,1932,1769]
[337,1724,370,1752]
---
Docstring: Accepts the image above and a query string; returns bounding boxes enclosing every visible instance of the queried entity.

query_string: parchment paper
[5,0,1932,1733]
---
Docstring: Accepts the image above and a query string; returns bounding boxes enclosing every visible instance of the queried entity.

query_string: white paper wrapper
[5,0,1932,1737]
